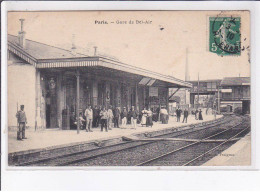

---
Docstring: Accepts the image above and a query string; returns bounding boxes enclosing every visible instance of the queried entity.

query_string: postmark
[209,16,241,56]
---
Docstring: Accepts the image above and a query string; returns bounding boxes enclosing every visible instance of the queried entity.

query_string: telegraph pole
[185,48,190,82]
[218,85,220,114]
[185,48,190,106]
[197,72,200,107]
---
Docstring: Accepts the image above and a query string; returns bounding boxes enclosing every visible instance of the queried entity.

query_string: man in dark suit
[16,105,27,140]
[129,106,138,129]
[92,106,99,127]
[176,107,182,122]
[183,109,189,123]
[114,107,120,128]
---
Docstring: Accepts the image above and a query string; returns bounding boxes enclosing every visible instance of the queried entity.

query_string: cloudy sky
[8,11,250,81]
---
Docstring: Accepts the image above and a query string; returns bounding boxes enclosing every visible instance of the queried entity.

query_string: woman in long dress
[107,105,114,130]
[199,109,203,120]
[146,108,153,127]
[195,109,199,120]
[141,108,147,126]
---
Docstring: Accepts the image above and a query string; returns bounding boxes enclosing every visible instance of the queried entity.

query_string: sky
[8,11,250,81]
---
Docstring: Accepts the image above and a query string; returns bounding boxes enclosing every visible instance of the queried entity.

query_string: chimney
[71,34,76,50]
[94,46,97,56]
[18,19,26,48]
[185,47,190,81]
[71,34,77,55]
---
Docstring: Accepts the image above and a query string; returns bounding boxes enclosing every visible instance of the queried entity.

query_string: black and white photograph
[2,0,260,191]
[5,10,252,167]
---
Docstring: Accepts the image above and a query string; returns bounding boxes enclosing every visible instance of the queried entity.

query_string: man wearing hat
[114,107,121,128]
[16,105,27,140]
[121,107,128,129]
[85,105,93,132]
[129,106,138,129]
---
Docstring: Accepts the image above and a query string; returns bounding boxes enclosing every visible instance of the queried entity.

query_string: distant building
[169,77,250,115]
[220,77,250,114]
[188,79,222,108]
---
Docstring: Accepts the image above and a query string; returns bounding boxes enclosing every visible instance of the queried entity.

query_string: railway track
[183,126,249,166]
[136,121,250,166]
[69,117,249,166]
[14,115,249,166]
[68,115,249,166]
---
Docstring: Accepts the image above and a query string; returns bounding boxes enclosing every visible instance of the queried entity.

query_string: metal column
[218,86,220,114]
[135,83,138,110]
[166,87,169,113]
[76,69,80,134]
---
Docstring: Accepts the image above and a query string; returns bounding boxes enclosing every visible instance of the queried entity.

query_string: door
[45,77,58,128]
[98,82,105,108]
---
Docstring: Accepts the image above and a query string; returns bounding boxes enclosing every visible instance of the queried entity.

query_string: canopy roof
[169,96,181,103]
[8,34,192,88]
[221,77,250,86]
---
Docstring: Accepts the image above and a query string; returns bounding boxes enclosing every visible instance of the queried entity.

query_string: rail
[136,120,248,166]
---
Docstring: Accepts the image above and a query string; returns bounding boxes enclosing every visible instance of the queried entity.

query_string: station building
[169,77,250,115]
[169,79,222,111]
[220,77,250,114]
[7,25,191,130]
[188,79,222,107]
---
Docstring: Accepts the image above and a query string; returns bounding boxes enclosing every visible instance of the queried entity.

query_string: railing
[221,96,250,101]
[190,88,218,93]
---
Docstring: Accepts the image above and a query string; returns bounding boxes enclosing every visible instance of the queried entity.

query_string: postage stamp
[209,16,241,56]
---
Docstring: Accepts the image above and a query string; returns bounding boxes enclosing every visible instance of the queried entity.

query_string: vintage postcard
[6,10,251,168]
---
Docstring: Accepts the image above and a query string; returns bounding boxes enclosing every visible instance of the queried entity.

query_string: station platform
[203,132,251,166]
[8,114,222,154]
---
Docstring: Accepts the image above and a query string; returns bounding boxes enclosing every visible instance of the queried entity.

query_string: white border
[1,1,260,191]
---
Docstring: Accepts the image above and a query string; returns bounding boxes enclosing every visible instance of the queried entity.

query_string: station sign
[149,87,158,97]
[221,89,232,93]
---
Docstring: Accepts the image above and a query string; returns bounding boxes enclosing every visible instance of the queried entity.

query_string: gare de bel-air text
[95,20,153,24]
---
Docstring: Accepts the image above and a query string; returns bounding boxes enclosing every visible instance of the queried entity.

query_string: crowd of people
[176,107,204,123]
[14,104,205,141]
[75,105,205,132]
[75,105,171,132]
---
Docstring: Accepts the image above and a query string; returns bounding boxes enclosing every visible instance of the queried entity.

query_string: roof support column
[76,69,80,134]
[135,83,138,111]
[143,86,146,109]
[166,87,169,113]
[35,69,41,130]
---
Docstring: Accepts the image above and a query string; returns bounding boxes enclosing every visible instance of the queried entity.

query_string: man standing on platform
[96,106,102,127]
[100,107,108,132]
[85,105,93,132]
[176,107,182,122]
[92,106,99,127]
[183,109,189,123]
[121,107,128,129]
[114,107,120,128]
[129,106,138,129]
[16,105,27,140]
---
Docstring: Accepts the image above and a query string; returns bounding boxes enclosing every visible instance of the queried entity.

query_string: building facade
[8,30,191,130]
[188,79,222,108]
[220,77,250,114]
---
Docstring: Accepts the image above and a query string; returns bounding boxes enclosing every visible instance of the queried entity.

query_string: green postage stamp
[209,16,241,56]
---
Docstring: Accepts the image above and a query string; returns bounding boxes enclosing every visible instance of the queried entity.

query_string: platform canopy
[8,34,192,88]
[221,77,250,86]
